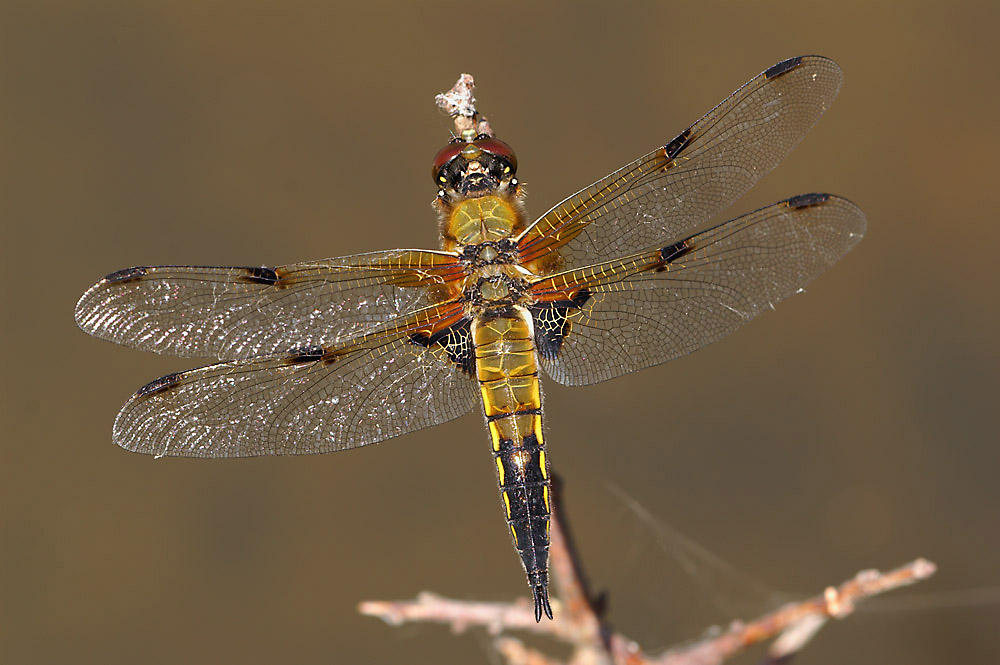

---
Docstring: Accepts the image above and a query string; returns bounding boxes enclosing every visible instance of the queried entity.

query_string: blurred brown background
[2,2,998,663]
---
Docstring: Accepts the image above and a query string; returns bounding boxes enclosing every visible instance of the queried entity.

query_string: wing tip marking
[786,192,831,209]
[104,266,148,284]
[764,56,804,80]
[135,371,184,398]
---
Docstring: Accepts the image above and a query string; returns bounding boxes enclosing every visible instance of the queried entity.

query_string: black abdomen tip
[532,584,553,622]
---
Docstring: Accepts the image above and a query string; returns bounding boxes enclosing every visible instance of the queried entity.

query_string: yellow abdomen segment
[474,311,542,428]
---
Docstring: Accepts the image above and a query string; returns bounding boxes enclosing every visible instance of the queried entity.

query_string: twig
[651,558,937,665]
[435,73,494,138]
[360,552,935,665]
[494,637,562,665]
[359,488,935,664]
[357,503,605,642]
[359,592,540,636]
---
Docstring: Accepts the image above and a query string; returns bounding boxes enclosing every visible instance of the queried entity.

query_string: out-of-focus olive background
[2,2,998,663]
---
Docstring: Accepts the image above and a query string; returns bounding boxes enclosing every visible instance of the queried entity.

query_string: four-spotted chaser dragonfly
[75,56,865,621]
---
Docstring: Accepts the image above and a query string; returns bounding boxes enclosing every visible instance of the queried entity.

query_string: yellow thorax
[446,195,519,245]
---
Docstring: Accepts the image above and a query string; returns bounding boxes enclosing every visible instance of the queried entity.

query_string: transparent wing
[528,194,866,386]
[75,249,467,361]
[113,303,479,457]
[516,56,843,273]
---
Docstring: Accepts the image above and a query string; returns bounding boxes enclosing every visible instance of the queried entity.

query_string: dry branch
[359,499,935,665]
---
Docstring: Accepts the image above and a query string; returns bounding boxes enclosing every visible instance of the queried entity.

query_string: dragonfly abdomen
[472,306,553,621]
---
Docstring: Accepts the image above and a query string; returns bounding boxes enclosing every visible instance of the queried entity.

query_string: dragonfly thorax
[461,238,517,267]
[464,265,530,308]
[439,194,530,253]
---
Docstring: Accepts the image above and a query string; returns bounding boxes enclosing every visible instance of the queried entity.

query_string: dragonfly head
[433,134,518,199]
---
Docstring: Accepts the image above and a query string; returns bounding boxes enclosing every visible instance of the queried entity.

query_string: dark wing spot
[104,266,148,284]
[135,371,184,398]
[659,239,693,263]
[531,289,592,361]
[764,56,804,80]
[409,317,475,376]
[409,333,432,348]
[285,345,326,364]
[663,128,693,159]
[241,266,279,285]
[569,289,592,309]
[787,192,830,209]
[531,306,570,361]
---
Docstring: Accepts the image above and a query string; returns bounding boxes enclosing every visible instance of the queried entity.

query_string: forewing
[75,249,467,361]
[517,56,843,272]
[528,194,866,386]
[113,304,479,457]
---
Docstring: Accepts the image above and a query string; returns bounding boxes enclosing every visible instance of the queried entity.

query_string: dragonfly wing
[75,249,467,361]
[517,56,843,273]
[113,303,479,457]
[528,195,866,386]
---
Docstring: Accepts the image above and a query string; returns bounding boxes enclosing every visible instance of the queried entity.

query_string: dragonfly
[75,56,865,622]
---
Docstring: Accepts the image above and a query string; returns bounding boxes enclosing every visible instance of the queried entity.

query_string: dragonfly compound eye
[432,140,466,184]
[474,137,518,176]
